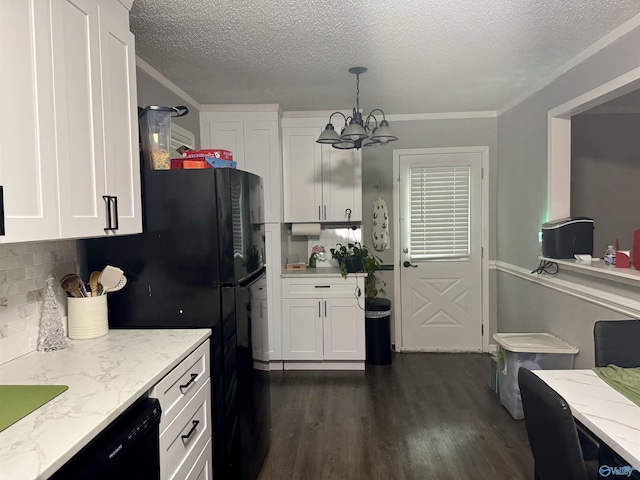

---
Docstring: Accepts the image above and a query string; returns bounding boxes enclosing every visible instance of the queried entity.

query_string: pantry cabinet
[264,223,284,365]
[281,276,365,368]
[281,124,362,223]
[0,0,141,244]
[200,109,282,223]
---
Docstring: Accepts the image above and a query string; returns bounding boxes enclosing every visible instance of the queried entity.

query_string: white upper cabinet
[200,110,282,223]
[0,0,141,244]
[282,122,361,223]
[52,0,107,238]
[97,1,141,235]
[0,1,59,243]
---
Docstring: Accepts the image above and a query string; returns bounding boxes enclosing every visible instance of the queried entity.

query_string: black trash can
[365,298,392,365]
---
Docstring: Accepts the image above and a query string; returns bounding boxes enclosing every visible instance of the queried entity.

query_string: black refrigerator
[81,168,270,480]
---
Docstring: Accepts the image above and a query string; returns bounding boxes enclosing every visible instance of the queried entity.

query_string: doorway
[393,147,488,352]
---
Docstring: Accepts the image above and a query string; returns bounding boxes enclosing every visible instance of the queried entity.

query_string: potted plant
[330,242,385,300]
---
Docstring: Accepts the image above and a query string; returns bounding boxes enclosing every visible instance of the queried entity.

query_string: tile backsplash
[306,227,362,268]
[0,240,76,363]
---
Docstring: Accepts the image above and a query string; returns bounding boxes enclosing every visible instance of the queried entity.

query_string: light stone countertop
[281,266,344,278]
[0,328,211,480]
[534,369,640,466]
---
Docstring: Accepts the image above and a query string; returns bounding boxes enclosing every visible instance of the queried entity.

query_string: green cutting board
[0,385,68,432]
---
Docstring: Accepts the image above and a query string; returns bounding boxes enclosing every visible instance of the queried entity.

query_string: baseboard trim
[495,261,640,318]
[283,360,365,371]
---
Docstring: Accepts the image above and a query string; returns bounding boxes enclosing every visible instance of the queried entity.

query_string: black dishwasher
[50,398,161,480]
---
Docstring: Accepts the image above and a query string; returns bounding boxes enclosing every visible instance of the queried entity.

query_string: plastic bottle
[603,245,616,266]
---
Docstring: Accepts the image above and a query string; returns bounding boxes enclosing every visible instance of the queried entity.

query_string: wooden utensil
[60,274,82,298]
[89,271,101,297]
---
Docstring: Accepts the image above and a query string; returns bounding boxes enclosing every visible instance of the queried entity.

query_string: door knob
[403,261,418,268]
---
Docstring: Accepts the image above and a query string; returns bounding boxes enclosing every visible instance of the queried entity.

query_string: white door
[398,151,483,351]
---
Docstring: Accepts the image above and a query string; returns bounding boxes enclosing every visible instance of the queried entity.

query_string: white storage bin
[493,333,579,419]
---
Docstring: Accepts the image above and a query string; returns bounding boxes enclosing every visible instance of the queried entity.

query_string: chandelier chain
[355,73,360,111]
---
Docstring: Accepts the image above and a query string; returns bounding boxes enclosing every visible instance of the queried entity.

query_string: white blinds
[410,164,470,260]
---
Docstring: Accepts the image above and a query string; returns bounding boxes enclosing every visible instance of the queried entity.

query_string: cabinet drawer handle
[314,285,331,288]
[181,420,200,440]
[179,373,198,392]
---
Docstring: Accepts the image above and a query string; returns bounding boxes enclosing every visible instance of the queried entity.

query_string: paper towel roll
[291,223,321,236]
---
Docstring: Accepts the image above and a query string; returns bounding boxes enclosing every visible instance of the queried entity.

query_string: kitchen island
[0,328,211,480]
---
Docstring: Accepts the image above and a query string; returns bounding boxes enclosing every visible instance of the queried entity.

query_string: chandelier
[316,67,398,150]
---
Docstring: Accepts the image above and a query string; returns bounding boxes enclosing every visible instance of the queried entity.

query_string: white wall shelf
[539,256,640,287]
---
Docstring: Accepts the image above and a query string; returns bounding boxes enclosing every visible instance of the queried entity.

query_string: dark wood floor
[258,353,534,480]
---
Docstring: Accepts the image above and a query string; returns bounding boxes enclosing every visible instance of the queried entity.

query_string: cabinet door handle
[318,301,321,318]
[103,195,111,232]
[0,186,5,236]
[323,205,326,220]
[318,205,321,221]
[181,420,200,440]
[179,373,198,392]
[324,300,327,317]
[111,196,119,231]
[103,196,119,232]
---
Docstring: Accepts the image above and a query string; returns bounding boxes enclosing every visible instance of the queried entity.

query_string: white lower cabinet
[281,277,365,369]
[150,340,213,480]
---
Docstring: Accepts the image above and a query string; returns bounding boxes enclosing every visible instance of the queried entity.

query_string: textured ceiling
[130,0,640,114]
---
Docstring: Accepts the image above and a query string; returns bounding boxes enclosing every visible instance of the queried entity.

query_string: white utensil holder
[67,296,108,340]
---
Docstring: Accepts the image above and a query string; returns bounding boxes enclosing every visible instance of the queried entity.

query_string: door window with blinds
[409,163,470,260]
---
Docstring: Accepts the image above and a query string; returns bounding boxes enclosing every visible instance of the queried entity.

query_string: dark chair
[594,320,640,368]
[518,367,589,480]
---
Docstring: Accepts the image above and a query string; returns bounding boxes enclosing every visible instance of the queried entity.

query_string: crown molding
[498,12,640,116]
[136,56,202,109]
[282,110,496,120]
[200,104,281,114]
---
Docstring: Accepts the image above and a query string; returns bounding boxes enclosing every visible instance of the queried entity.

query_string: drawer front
[160,378,212,480]
[151,340,210,432]
[180,436,213,480]
[282,277,360,298]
